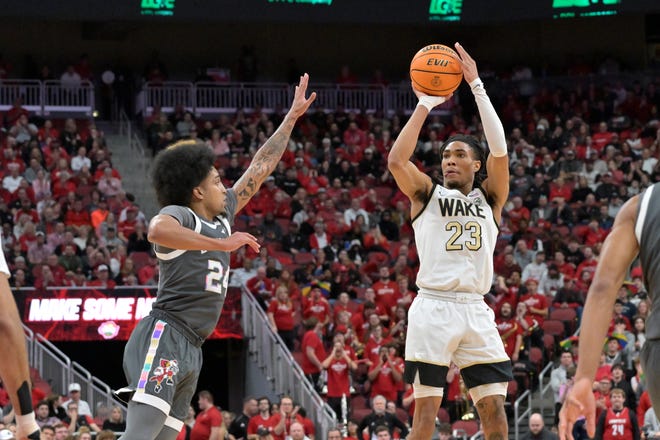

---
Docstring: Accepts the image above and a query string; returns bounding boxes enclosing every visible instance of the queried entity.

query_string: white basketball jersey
[413,184,498,295]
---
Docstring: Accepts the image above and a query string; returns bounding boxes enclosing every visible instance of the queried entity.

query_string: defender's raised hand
[288,73,317,119]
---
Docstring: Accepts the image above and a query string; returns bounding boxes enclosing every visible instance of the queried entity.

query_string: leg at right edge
[119,401,169,440]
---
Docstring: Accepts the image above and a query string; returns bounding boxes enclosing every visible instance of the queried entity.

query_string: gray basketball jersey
[635,184,660,339]
[151,190,237,340]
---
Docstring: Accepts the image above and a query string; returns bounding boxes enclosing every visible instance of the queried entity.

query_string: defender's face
[441,142,480,189]
[200,168,228,217]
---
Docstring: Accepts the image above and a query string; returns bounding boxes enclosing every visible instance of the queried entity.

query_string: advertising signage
[13,286,243,342]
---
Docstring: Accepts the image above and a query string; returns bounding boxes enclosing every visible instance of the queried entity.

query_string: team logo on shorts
[149,358,179,393]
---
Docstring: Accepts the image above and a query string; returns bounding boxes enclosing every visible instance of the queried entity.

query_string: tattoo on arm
[235,117,295,205]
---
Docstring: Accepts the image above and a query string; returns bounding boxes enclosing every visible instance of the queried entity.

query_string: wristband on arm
[417,95,447,112]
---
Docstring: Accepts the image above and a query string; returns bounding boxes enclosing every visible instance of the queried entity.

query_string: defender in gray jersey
[388,44,512,440]
[118,74,316,440]
[559,183,660,440]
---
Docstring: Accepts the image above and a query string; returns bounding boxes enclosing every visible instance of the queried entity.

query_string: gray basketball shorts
[121,315,203,420]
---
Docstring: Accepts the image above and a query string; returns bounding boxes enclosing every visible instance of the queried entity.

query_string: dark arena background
[3,0,660,438]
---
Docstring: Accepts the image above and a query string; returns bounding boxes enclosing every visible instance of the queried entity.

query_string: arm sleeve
[470,78,507,157]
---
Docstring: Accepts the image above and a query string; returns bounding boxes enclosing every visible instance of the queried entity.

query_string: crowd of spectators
[0,99,155,291]
[2,59,660,438]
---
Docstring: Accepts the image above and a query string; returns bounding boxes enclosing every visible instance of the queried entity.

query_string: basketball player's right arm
[148,214,260,252]
[0,234,41,439]
[232,74,316,213]
[559,195,640,440]
[455,43,509,221]
[387,94,444,211]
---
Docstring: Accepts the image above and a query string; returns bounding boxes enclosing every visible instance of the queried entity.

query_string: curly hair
[151,140,216,207]
[438,134,488,189]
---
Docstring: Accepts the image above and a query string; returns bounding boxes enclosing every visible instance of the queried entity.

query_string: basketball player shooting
[559,183,660,440]
[387,42,512,440]
[117,74,316,440]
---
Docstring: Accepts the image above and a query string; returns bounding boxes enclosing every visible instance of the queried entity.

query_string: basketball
[409,44,463,96]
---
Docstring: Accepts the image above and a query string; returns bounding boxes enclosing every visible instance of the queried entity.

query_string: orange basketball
[409,44,463,96]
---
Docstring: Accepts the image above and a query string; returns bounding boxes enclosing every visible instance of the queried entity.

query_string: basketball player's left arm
[483,155,510,223]
[455,43,509,223]
[574,196,639,383]
[232,74,316,213]
[559,196,640,440]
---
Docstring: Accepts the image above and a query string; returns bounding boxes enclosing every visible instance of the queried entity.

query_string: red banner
[12,286,243,341]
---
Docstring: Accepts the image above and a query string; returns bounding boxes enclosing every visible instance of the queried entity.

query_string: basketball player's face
[199,168,228,217]
[441,142,480,190]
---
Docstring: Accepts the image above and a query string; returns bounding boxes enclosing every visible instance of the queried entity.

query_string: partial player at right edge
[559,182,660,440]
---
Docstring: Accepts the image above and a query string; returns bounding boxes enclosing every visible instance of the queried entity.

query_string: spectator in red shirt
[371,267,399,314]
[494,252,523,280]
[367,346,404,403]
[295,409,315,440]
[343,121,368,149]
[38,119,60,145]
[267,286,296,351]
[137,255,159,285]
[549,176,573,203]
[553,251,576,278]
[592,121,614,153]
[518,278,549,327]
[308,221,331,252]
[583,218,608,247]
[395,275,416,311]
[362,225,389,254]
[117,207,139,243]
[322,338,358,419]
[245,266,275,310]
[34,264,63,289]
[496,302,522,362]
[45,253,67,283]
[271,397,304,440]
[247,397,274,440]
[358,288,389,324]
[593,376,613,420]
[508,196,530,232]
[300,318,326,392]
[333,292,356,325]
[302,283,331,327]
[492,274,521,317]
[576,246,598,281]
[64,198,91,234]
[364,324,393,365]
[13,197,39,225]
[191,390,225,440]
